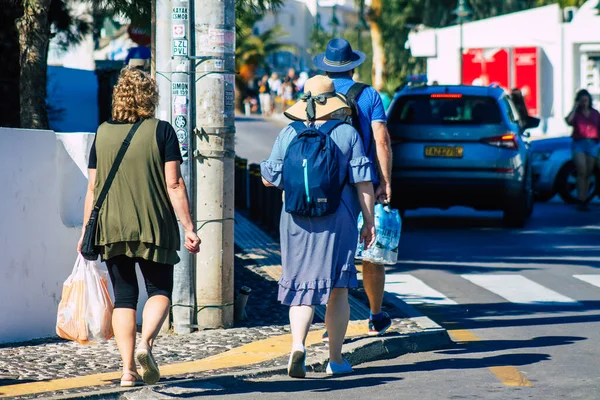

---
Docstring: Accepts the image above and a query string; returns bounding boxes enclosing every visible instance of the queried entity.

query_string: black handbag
[81,120,144,261]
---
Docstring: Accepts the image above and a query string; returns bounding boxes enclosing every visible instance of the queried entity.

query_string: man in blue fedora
[314,38,393,337]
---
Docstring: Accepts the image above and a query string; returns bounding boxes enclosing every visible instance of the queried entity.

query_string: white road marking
[461,274,579,305]
[573,274,600,289]
[384,274,457,305]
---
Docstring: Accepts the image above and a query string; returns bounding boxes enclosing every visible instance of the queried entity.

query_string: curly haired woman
[78,67,200,386]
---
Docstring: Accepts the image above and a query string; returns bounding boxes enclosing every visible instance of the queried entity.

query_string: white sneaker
[287,350,306,378]
[326,358,353,375]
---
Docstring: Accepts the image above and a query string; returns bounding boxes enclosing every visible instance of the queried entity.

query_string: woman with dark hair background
[566,89,600,211]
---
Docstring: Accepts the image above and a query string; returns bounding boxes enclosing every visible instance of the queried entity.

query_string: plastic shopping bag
[56,254,114,344]
[356,204,402,265]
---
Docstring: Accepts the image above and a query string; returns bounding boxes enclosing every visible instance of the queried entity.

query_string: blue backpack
[283,120,346,217]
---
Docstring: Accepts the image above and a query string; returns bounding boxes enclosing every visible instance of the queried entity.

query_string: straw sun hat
[284,75,351,122]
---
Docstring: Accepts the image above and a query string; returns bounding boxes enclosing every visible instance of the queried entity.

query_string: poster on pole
[512,47,540,117]
[462,48,510,91]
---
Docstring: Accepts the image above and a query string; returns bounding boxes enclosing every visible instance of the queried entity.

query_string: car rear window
[389,95,503,125]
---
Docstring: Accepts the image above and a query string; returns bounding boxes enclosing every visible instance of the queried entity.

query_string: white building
[254,0,362,72]
[407,0,600,137]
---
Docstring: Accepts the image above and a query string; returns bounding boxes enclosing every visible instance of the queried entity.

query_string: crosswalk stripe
[385,274,458,305]
[461,274,578,305]
[573,274,600,289]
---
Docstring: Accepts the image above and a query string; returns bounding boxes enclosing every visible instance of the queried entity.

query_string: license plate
[424,146,463,158]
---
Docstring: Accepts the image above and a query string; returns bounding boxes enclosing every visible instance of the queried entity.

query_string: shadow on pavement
[438,335,586,355]
[205,375,403,396]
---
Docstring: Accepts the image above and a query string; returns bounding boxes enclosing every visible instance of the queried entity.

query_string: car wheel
[557,162,596,204]
[534,192,554,202]
[503,164,533,228]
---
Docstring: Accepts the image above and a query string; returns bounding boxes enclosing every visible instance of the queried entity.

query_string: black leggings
[106,255,174,310]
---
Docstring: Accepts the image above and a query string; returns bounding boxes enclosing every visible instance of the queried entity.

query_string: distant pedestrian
[511,88,529,124]
[261,75,376,377]
[566,89,600,211]
[258,75,272,116]
[281,76,296,112]
[314,38,393,338]
[79,67,200,387]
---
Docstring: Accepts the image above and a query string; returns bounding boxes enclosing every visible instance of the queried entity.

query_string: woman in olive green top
[78,67,200,387]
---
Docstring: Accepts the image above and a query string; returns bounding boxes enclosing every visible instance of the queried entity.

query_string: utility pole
[192,0,236,328]
[170,0,195,334]
[153,0,174,335]
[155,0,194,333]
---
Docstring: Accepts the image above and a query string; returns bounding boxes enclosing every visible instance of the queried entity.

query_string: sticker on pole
[173,24,185,39]
[173,96,188,115]
[172,82,189,96]
[174,115,187,129]
[172,7,188,20]
[172,39,188,56]
[176,129,187,144]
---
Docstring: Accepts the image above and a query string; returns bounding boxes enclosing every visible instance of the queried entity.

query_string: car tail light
[430,94,463,99]
[481,134,518,149]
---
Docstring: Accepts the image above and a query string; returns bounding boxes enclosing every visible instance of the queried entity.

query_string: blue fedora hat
[313,38,366,73]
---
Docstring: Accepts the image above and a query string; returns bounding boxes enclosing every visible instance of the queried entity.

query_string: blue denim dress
[261,122,374,306]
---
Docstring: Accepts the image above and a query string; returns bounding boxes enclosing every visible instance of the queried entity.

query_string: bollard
[234,286,252,321]
[234,157,248,210]
[248,164,261,221]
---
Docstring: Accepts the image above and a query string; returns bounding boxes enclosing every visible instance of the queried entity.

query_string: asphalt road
[208,116,600,400]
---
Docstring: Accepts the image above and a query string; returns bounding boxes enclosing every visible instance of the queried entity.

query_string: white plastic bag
[356,204,402,265]
[56,254,114,344]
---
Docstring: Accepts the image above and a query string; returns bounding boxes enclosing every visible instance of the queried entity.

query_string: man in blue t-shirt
[314,38,393,337]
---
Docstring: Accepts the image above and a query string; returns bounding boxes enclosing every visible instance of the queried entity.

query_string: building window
[290,15,295,26]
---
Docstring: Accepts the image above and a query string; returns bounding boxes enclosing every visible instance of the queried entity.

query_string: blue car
[531,136,597,204]
[387,83,540,227]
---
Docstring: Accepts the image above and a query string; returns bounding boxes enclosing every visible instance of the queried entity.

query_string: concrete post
[170,0,195,334]
[153,0,173,335]
[192,0,236,329]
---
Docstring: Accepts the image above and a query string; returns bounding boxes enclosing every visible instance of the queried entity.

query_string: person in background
[261,75,376,378]
[296,71,309,95]
[281,76,296,112]
[510,88,529,124]
[314,38,393,338]
[79,67,201,387]
[268,73,283,113]
[379,91,392,112]
[258,75,272,117]
[566,89,600,211]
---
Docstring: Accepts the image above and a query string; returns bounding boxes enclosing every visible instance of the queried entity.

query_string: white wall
[0,129,147,344]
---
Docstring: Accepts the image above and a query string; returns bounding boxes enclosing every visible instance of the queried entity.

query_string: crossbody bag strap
[92,119,144,211]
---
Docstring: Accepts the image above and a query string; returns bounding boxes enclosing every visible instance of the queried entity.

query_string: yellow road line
[447,329,532,387]
[489,366,532,387]
[0,322,369,398]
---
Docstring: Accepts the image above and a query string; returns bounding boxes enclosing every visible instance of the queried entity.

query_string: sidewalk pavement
[0,212,451,400]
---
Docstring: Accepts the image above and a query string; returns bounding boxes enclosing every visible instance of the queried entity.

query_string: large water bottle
[355,204,402,264]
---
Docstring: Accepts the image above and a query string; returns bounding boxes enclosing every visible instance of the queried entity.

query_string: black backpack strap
[345,82,368,103]
[92,119,144,212]
[345,82,373,155]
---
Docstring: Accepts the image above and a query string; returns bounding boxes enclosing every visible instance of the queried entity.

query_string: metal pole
[169,0,195,334]
[192,0,236,328]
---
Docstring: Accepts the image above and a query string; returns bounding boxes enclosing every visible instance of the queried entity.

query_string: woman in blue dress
[261,75,376,377]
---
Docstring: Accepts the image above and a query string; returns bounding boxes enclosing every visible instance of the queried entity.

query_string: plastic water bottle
[355,204,402,264]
